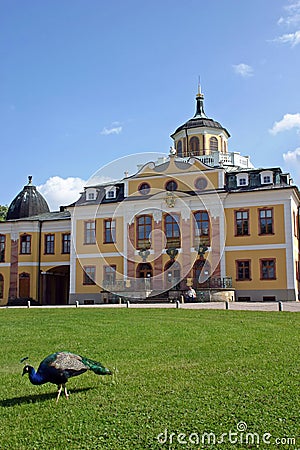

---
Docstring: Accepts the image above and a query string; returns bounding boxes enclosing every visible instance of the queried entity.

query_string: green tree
[0,205,8,221]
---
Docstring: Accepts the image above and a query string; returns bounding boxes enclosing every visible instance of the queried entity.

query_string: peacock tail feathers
[80,356,112,375]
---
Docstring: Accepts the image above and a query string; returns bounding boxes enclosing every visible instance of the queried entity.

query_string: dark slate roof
[6,177,50,220]
[172,117,229,136]
[171,92,230,137]
[74,183,125,206]
[16,210,71,221]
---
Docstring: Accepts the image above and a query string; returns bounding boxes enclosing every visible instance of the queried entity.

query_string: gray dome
[171,91,230,137]
[6,176,50,220]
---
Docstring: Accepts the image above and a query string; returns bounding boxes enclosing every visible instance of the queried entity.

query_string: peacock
[21,351,112,402]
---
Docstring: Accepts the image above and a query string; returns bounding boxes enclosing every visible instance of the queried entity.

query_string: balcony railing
[102,276,232,292]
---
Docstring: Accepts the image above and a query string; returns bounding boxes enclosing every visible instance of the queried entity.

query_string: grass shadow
[0,386,94,407]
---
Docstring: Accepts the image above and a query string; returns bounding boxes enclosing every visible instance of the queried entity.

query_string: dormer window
[105,186,117,199]
[260,171,273,185]
[237,173,249,187]
[85,188,97,201]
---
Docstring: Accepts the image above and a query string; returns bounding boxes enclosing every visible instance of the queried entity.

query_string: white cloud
[269,113,300,134]
[283,147,300,162]
[100,122,123,135]
[278,1,300,26]
[232,63,254,77]
[38,176,86,211]
[283,147,300,186]
[273,29,300,46]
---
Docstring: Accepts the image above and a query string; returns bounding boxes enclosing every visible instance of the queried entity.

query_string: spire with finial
[28,175,33,185]
[194,77,207,119]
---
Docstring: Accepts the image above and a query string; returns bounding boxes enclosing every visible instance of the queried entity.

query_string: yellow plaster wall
[225,248,287,290]
[128,169,220,195]
[96,217,124,253]
[225,204,285,246]
[75,256,124,293]
[40,231,71,263]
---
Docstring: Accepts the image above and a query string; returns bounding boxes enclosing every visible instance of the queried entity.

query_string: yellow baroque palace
[1,89,299,305]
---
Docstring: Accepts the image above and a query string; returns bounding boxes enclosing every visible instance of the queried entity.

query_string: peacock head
[20,356,32,376]
[22,365,30,376]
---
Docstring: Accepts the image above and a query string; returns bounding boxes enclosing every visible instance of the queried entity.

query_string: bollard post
[225,301,229,310]
[180,295,184,304]
[126,300,130,308]
[75,301,79,308]
[119,297,122,305]
[27,300,30,308]
[176,300,180,309]
[278,301,283,312]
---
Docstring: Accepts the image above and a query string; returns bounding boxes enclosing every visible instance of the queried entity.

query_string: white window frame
[260,171,273,185]
[236,173,249,187]
[85,188,97,201]
[105,186,117,199]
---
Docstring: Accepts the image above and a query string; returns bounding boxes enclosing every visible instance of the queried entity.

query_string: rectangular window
[45,234,55,254]
[260,259,276,280]
[83,266,96,285]
[104,219,116,243]
[0,235,5,262]
[20,235,31,254]
[103,265,116,285]
[165,214,180,248]
[259,209,273,234]
[293,211,299,238]
[62,233,71,254]
[235,210,249,236]
[137,215,152,249]
[236,260,251,280]
[84,221,96,244]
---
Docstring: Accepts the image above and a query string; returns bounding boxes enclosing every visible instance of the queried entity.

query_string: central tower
[171,87,230,158]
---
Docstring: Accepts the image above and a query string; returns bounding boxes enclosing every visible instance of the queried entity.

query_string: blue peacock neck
[27,366,45,385]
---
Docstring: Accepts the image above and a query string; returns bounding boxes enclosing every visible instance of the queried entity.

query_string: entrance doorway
[164,260,181,290]
[19,273,30,298]
[41,266,70,305]
[193,259,211,288]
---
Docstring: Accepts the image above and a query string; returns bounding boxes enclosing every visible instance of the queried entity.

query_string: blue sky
[1,0,300,210]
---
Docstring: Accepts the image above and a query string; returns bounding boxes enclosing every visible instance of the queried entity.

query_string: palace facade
[1,89,299,304]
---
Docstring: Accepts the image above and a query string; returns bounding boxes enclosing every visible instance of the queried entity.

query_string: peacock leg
[63,384,69,400]
[56,384,63,403]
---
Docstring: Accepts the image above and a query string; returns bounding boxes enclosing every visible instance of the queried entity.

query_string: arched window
[165,214,180,248]
[136,215,152,249]
[136,262,153,279]
[194,211,210,245]
[209,137,218,152]
[189,136,200,155]
[176,140,183,157]
[0,274,3,299]
[19,272,30,298]
[193,259,211,288]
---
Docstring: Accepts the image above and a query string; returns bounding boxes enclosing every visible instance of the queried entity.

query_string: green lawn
[0,308,299,449]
